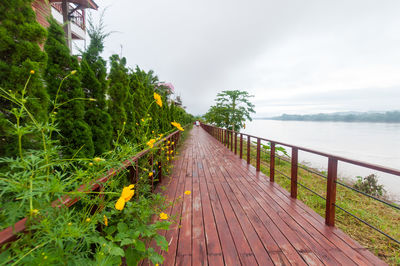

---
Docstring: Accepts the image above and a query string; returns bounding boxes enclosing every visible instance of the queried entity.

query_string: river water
[242,120,400,201]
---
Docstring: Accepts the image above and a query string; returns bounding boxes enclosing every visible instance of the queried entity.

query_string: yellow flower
[103,215,108,226]
[149,172,153,177]
[167,157,169,161]
[31,209,39,215]
[30,70,35,75]
[86,218,91,222]
[136,123,139,126]
[44,256,48,260]
[121,184,135,201]
[171,121,184,131]
[71,70,77,75]
[141,118,145,122]
[115,197,126,211]
[171,142,175,145]
[68,222,72,226]
[93,157,104,163]
[115,184,135,211]
[159,212,168,220]
[184,190,191,195]
[89,162,93,166]
[147,139,156,148]
[154,92,162,107]
[152,130,154,134]
[167,141,170,144]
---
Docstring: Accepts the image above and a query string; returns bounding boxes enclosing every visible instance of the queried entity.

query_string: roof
[49,0,98,10]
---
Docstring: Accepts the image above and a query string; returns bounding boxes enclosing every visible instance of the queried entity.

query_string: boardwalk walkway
[155,126,384,265]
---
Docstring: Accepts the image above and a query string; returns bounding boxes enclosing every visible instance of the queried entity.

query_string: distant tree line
[269,111,400,123]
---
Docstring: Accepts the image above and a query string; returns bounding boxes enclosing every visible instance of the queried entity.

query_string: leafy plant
[354,174,385,197]
[204,90,255,131]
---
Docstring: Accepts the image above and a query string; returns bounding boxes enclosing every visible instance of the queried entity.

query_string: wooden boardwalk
[154,126,385,266]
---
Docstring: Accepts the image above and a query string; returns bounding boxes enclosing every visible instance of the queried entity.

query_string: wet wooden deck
[153,126,385,265]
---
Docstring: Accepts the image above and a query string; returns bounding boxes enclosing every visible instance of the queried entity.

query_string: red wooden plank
[201,159,241,265]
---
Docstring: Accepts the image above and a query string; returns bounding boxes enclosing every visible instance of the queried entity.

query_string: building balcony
[50,2,86,40]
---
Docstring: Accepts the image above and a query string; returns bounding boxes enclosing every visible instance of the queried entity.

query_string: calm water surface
[242,120,400,200]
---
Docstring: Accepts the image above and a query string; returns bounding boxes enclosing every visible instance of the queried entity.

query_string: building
[32,0,98,50]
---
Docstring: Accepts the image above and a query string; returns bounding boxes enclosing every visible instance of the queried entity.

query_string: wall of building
[32,0,51,28]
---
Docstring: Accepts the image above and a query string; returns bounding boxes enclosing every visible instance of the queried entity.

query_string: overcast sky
[81,0,400,117]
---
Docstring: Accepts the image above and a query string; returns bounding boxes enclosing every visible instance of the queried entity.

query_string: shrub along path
[151,126,385,265]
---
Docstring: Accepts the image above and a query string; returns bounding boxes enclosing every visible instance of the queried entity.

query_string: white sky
[79,0,400,117]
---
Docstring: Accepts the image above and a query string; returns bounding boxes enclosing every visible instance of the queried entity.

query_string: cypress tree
[81,21,112,155]
[44,19,94,158]
[0,0,49,157]
[108,54,129,138]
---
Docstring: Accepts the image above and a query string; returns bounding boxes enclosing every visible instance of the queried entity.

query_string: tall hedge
[108,54,129,138]
[44,19,94,158]
[81,22,112,155]
[0,0,49,157]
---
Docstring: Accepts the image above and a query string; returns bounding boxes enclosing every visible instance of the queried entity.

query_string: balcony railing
[51,2,85,31]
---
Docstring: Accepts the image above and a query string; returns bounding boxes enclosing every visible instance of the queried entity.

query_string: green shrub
[354,174,385,197]
[44,18,94,158]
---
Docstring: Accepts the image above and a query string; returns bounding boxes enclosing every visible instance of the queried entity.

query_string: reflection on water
[243,120,400,201]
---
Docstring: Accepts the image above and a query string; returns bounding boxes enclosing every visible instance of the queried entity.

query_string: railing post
[239,134,243,159]
[230,130,233,152]
[270,142,275,182]
[256,138,261,171]
[225,130,227,147]
[226,129,231,150]
[158,149,162,183]
[291,148,298,198]
[149,154,154,192]
[326,157,338,226]
[234,132,237,155]
[247,135,251,164]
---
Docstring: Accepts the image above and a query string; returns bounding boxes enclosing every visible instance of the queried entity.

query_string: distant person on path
[195,120,200,127]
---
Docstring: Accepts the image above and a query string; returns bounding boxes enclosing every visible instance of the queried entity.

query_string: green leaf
[125,246,143,266]
[135,240,146,252]
[117,222,128,233]
[121,238,134,246]
[154,234,169,251]
[110,246,125,257]
[148,248,164,265]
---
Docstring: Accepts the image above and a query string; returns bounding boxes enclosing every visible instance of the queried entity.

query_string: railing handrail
[200,122,400,245]
[0,129,183,246]
[213,125,400,176]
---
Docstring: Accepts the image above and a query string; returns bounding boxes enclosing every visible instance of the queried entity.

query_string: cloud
[88,0,400,116]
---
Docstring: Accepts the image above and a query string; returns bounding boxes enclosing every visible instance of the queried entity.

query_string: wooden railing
[201,123,400,244]
[0,130,181,247]
[51,2,86,30]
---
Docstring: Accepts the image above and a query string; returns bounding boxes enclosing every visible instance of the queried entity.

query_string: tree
[81,19,112,155]
[0,0,49,157]
[108,54,129,138]
[205,90,255,131]
[44,18,94,158]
